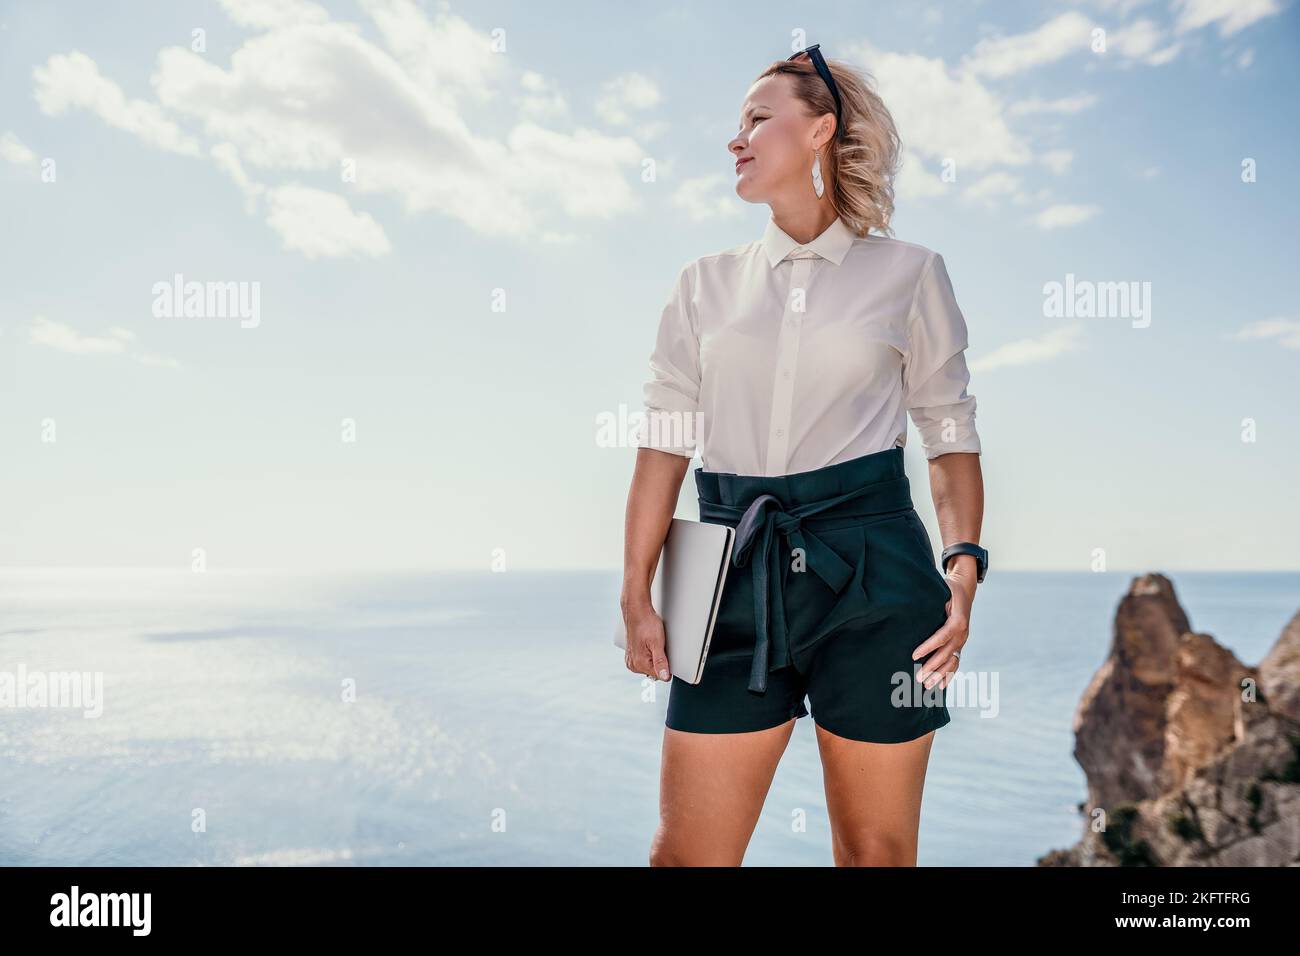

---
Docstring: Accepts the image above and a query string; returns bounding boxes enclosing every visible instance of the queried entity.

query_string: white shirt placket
[764,253,815,475]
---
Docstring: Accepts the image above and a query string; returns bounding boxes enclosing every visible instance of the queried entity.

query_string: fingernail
[916,670,927,683]
[658,669,670,681]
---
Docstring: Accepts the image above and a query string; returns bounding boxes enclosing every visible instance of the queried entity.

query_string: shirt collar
[760,214,856,268]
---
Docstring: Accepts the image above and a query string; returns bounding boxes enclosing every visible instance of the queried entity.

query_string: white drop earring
[811,148,824,198]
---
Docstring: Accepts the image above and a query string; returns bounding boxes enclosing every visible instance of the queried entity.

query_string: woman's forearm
[622,448,691,608]
[927,452,985,581]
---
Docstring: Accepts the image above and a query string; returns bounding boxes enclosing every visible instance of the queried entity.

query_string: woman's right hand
[621,597,672,682]
[621,447,692,683]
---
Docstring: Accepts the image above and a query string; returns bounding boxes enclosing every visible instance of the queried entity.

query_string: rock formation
[1039,573,1300,866]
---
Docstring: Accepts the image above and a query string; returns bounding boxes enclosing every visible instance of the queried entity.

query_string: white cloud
[851,4,1271,217]
[30,317,131,354]
[264,184,392,258]
[518,71,569,121]
[358,0,505,109]
[970,323,1085,371]
[893,149,951,200]
[595,72,662,126]
[1034,203,1101,229]
[1172,0,1285,36]
[217,0,329,30]
[28,317,180,367]
[1040,149,1074,175]
[963,13,1096,78]
[1008,93,1098,116]
[505,122,645,220]
[1230,317,1300,349]
[148,12,646,237]
[963,171,1022,205]
[902,158,952,200]
[134,351,183,369]
[854,46,1032,170]
[213,140,389,258]
[33,3,658,252]
[1108,18,1182,65]
[210,141,265,212]
[1143,44,1183,66]
[963,11,1187,75]
[0,131,37,167]
[1086,0,1156,13]
[33,51,201,156]
[670,174,740,222]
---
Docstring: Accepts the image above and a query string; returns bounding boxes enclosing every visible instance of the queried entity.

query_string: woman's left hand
[912,559,977,691]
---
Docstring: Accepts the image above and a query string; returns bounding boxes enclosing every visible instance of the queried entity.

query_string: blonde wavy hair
[756,54,901,237]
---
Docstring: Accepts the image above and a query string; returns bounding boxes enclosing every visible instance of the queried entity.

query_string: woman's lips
[735,157,753,172]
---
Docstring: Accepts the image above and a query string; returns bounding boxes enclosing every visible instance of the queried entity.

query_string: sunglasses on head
[788,43,843,136]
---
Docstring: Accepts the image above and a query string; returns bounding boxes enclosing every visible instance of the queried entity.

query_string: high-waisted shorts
[665,446,953,744]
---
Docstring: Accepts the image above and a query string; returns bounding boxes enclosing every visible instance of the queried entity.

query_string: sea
[1,568,1296,866]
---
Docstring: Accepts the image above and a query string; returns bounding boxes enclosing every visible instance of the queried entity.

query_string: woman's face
[729,74,830,204]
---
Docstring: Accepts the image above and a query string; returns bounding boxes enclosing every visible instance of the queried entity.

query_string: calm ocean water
[1,568,1296,866]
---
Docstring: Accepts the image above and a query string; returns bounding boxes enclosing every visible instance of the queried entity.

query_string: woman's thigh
[814,724,936,866]
[652,720,796,866]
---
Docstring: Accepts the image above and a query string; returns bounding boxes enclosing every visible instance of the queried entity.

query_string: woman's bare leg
[650,719,796,866]
[814,724,936,866]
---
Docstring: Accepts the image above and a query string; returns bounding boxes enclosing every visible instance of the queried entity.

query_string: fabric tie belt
[697,475,914,694]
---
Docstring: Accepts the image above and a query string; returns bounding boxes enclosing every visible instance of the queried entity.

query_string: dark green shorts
[665,447,953,744]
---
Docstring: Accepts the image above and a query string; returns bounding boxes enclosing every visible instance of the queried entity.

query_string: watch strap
[940,542,987,582]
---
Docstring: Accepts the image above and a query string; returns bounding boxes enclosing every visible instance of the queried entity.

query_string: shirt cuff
[636,405,699,458]
[909,395,981,459]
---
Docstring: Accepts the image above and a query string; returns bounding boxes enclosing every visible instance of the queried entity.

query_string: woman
[620,45,987,867]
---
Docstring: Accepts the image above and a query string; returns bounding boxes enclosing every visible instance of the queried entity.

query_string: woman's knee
[833,831,917,866]
[649,825,743,867]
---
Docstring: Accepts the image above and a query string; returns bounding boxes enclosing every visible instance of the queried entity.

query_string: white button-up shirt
[637,214,981,476]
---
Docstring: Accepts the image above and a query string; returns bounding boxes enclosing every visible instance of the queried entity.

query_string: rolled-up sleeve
[902,252,981,459]
[637,262,702,458]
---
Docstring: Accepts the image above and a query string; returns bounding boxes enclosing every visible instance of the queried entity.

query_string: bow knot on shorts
[666,447,955,744]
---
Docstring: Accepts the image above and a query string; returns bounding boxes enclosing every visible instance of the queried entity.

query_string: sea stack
[1039,573,1300,866]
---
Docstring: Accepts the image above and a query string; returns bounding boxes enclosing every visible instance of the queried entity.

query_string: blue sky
[1,0,1297,571]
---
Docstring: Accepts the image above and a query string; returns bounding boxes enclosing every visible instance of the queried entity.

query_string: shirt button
[775,428,784,437]
[782,369,791,378]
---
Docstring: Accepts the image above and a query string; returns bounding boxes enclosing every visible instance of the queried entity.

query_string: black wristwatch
[940,542,988,582]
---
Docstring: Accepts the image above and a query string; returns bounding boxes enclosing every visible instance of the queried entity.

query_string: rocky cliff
[1039,573,1300,867]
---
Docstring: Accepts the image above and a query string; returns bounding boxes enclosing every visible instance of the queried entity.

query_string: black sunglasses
[788,43,843,136]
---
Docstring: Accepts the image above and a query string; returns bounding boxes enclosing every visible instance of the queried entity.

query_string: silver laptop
[614,518,735,684]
